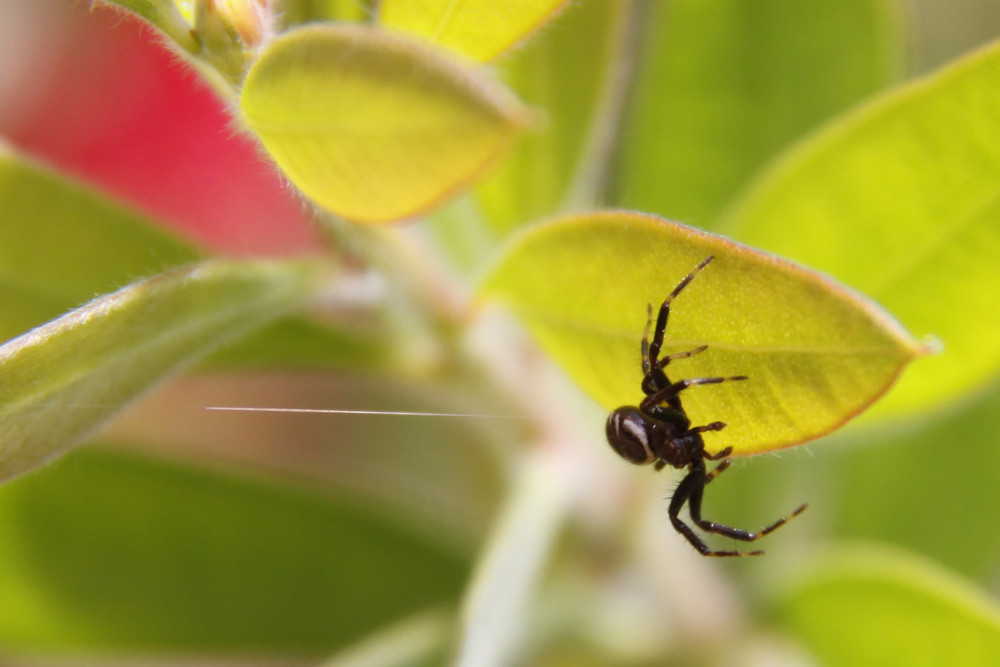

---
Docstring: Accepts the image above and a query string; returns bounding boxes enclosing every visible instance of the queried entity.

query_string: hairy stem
[562,0,655,210]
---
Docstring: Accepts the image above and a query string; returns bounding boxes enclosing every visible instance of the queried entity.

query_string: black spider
[605,256,807,557]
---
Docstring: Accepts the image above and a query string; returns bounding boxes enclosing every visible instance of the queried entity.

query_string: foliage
[0,0,998,664]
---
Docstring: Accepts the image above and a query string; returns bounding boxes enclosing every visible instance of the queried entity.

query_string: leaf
[0,147,377,372]
[719,40,1000,418]
[240,24,529,223]
[0,447,467,651]
[0,146,201,341]
[478,211,926,455]
[616,0,903,226]
[378,0,570,63]
[774,545,1000,666]
[0,259,331,483]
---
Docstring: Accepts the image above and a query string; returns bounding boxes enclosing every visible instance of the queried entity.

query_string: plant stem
[452,446,575,667]
[562,0,655,211]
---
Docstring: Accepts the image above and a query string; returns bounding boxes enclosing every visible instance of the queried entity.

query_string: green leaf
[0,146,201,341]
[0,259,331,482]
[0,447,467,651]
[378,0,570,62]
[478,211,925,454]
[240,24,529,223]
[774,545,1000,666]
[616,0,903,226]
[829,383,1000,579]
[720,40,1000,418]
[0,147,384,372]
[474,0,620,234]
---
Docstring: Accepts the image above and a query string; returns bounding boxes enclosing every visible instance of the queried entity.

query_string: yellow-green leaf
[720,40,1000,419]
[478,211,925,455]
[378,0,570,62]
[775,545,1000,666]
[240,24,529,223]
[0,259,329,483]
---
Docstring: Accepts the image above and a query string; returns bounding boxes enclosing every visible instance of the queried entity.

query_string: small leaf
[240,24,529,223]
[774,545,1000,666]
[616,0,903,226]
[478,211,925,454]
[378,0,570,63]
[720,40,1000,418]
[0,259,330,483]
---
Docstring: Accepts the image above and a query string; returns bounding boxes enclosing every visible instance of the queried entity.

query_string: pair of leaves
[0,148,495,652]
[106,1,570,223]
[479,212,925,455]
[483,9,1000,451]
[0,148,361,482]
[720,39,1000,419]
[238,2,571,223]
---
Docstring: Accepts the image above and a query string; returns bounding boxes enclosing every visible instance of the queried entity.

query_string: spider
[605,256,807,557]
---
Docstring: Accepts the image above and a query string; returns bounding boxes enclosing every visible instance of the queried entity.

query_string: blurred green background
[0,0,998,664]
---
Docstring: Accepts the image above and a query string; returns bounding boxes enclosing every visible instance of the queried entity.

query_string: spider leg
[684,467,765,556]
[658,345,709,368]
[647,256,714,368]
[695,438,732,481]
[669,465,747,557]
[640,375,747,412]
[705,459,730,484]
[687,422,727,437]
[641,303,653,375]
[641,345,709,395]
[688,474,808,551]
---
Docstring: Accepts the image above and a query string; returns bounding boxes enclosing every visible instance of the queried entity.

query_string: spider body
[606,256,806,557]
